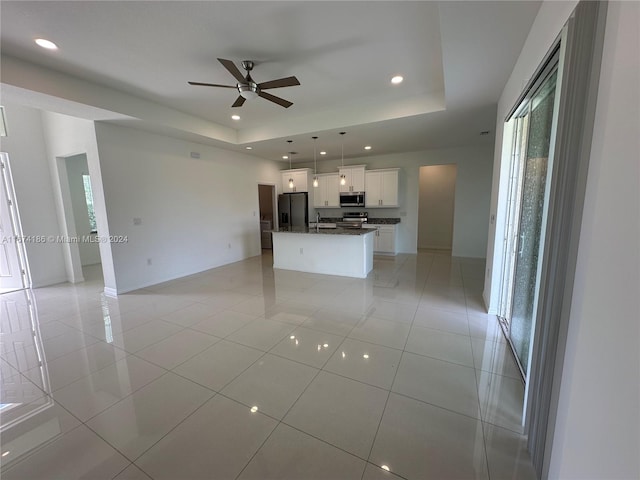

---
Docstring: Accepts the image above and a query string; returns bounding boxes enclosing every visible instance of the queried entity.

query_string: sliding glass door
[499,61,560,377]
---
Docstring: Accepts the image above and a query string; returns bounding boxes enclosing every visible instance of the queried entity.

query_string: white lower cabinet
[363,224,397,255]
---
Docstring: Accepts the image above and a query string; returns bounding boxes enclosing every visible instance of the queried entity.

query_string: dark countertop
[318,217,401,225]
[271,227,376,236]
[366,218,401,225]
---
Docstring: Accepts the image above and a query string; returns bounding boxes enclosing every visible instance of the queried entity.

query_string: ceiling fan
[188,58,300,108]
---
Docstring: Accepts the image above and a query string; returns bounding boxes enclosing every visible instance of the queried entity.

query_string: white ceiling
[0,1,541,163]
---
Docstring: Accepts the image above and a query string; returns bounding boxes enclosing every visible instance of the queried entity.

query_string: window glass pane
[82,174,97,233]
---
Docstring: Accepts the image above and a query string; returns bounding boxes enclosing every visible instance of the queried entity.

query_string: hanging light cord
[312,136,319,187]
[340,132,346,185]
[287,140,294,189]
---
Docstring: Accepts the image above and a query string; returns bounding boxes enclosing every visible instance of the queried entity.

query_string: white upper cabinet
[281,169,312,193]
[365,168,399,207]
[313,173,340,208]
[338,166,366,193]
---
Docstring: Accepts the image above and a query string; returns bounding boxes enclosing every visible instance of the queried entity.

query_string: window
[82,174,97,233]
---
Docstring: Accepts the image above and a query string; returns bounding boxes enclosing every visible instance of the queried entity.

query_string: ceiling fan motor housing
[238,82,259,100]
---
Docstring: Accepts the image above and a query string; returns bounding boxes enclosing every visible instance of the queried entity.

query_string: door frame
[257,182,277,247]
[0,152,32,290]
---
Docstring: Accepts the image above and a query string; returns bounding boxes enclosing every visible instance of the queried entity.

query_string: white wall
[548,2,639,478]
[300,145,494,258]
[0,104,67,287]
[93,122,282,293]
[64,154,101,266]
[418,165,457,250]
[40,111,116,292]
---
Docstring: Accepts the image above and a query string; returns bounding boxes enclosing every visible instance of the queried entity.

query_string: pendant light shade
[312,136,319,188]
[339,132,347,185]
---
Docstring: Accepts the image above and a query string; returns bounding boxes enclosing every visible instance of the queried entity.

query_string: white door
[0,154,26,291]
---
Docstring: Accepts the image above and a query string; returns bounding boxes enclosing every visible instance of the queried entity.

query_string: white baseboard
[31,274,68,289]
[103,287,118,298]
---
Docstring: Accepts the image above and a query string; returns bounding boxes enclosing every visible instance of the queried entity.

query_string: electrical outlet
[228,243,231,249]
[147,258,152,266]
[133,217,142,225]
[299,247,303,254]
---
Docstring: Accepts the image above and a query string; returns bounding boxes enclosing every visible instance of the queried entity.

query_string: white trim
[103,287,118,298]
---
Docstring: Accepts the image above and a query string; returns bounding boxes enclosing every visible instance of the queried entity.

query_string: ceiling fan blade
[218,58,246,83]
[257,76,301,90]
[258,91,293,108]
[188,81,236,88]
[231,96,246,108]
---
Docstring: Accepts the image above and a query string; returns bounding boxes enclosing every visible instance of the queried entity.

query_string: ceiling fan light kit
[189,58,300,108]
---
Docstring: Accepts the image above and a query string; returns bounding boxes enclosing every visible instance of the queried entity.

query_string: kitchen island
[271,227,376,278]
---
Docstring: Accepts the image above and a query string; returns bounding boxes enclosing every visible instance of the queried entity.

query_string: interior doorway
[63,154,102,279]
[53,153,105,286]
[417,164,457,252]
[0,153,30,293]
[258,184,275,251]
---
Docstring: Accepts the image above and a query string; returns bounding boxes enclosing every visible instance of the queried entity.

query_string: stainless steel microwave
[339,192,365,207]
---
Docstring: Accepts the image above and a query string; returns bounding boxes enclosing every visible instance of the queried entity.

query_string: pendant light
[312,136,319,188]
[339,132,347,186]
[287,140,294,189]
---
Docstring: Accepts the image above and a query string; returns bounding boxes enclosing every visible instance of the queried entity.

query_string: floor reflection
[1,289,56,466]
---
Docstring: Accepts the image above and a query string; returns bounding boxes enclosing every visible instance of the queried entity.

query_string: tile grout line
[358,254,433,480]
[233,308,366,480]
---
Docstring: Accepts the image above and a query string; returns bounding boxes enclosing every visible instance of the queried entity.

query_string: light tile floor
[0,251,537,480]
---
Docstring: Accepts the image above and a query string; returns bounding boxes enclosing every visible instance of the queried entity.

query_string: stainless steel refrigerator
[278,192,308,228]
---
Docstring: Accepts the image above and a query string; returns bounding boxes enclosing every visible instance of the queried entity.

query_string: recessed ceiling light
[35,38,58,50]
[231,114,241,121]
[381,465,390,471]
[391,75,403,84]
[364,146,372,150]
[320,151,327,155]
[282,155,289,159]
[245,146,252,150]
